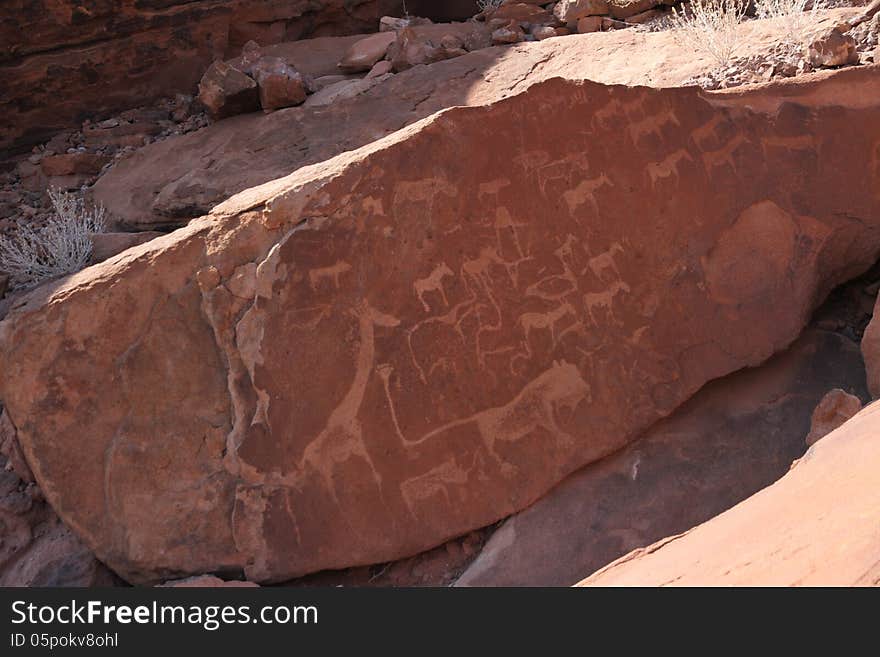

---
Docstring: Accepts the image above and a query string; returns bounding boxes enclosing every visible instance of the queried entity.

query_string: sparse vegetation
[754,0,825,47]
[671,0,750,69]
[477,0,504,11]
[0,189,106,290]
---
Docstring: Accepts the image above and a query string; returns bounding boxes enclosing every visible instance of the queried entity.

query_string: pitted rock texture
[454,329,868,586]
[2,69,880,583]
[578,400,880,586]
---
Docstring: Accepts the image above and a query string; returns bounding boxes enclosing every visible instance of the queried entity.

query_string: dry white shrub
[671,0,749,69]
[754,0,825,47]
[477,0,504,11]
[0,189,106,290]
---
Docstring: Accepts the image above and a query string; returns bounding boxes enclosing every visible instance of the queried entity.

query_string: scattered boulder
[197,61,260,120]
[89,232,165,265]
[40,153,109,177]
[338,32,398,73]
[366,60,394,78]
[579,401,880,586]
[805,389,862,446]
[250,57,313,111]
[608,0,670,20]
[805,28,859,67]
[532,25,559,40]
[554,0,610,25]
[490,2,556,25]
[577,16,604,32]
[492,23,526,45]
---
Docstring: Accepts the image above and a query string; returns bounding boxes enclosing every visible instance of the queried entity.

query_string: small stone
[338,32,397,73]
[532,25,558,40]
[366,60,394,79]
[492,23,525,45]
[249,57,311,111]
[805,389,862,446]
[197,60,260,119]
[577,16,603,33]
[804,28,858,68]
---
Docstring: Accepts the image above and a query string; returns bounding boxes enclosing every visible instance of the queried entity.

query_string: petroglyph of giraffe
[298,301,400,502]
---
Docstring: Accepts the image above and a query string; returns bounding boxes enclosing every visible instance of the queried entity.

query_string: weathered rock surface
[92,12,860,229]
[579,400,880,586]
[804,388,862,446]
[338,32,398,72]
[455,329,867,586]
[2,65,880,584]
[198,61,261,119]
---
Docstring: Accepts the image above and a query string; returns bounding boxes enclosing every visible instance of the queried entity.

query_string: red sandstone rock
[805,28,859,67]
[608,0,671,20]
[2,67,880,583]
[89,232,166,265]
[489,3,556,25]
[338,32,397,73]
[554,0,609,25]
[492,23,526,44]
[40,153,110,177]
[579,401,880,586]
[577,16,604,33]
[250,56,312,110]
[198,60,261,119]
[804,389,862,446]
[456,330,868,586]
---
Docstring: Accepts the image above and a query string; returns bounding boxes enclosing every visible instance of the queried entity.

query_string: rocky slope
[0,1,479,157]
[2,62,880,583]
[93,10,865,230]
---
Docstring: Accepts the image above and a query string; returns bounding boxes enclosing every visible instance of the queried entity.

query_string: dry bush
[671,0,750,68]
[754,0,826,47]
[477,0,504,10]
[0,189,106,290]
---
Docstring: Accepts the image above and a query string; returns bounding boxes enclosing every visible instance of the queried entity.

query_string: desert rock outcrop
[2,65,880,583]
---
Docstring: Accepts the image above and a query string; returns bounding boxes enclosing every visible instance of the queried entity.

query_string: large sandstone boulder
[2,69,880,584]
[579,400,880,586]
[455,329,867,586]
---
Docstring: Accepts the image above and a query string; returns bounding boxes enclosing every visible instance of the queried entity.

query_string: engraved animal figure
[413,263,454,313]
[298,302,400,502]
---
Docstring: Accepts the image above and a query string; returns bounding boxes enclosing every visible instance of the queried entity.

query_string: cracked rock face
[2,70,880,583]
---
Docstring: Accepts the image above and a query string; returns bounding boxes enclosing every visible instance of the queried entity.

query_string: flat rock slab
[455,329,867,586]
[2,67,880,583]
[578,396,880,586]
